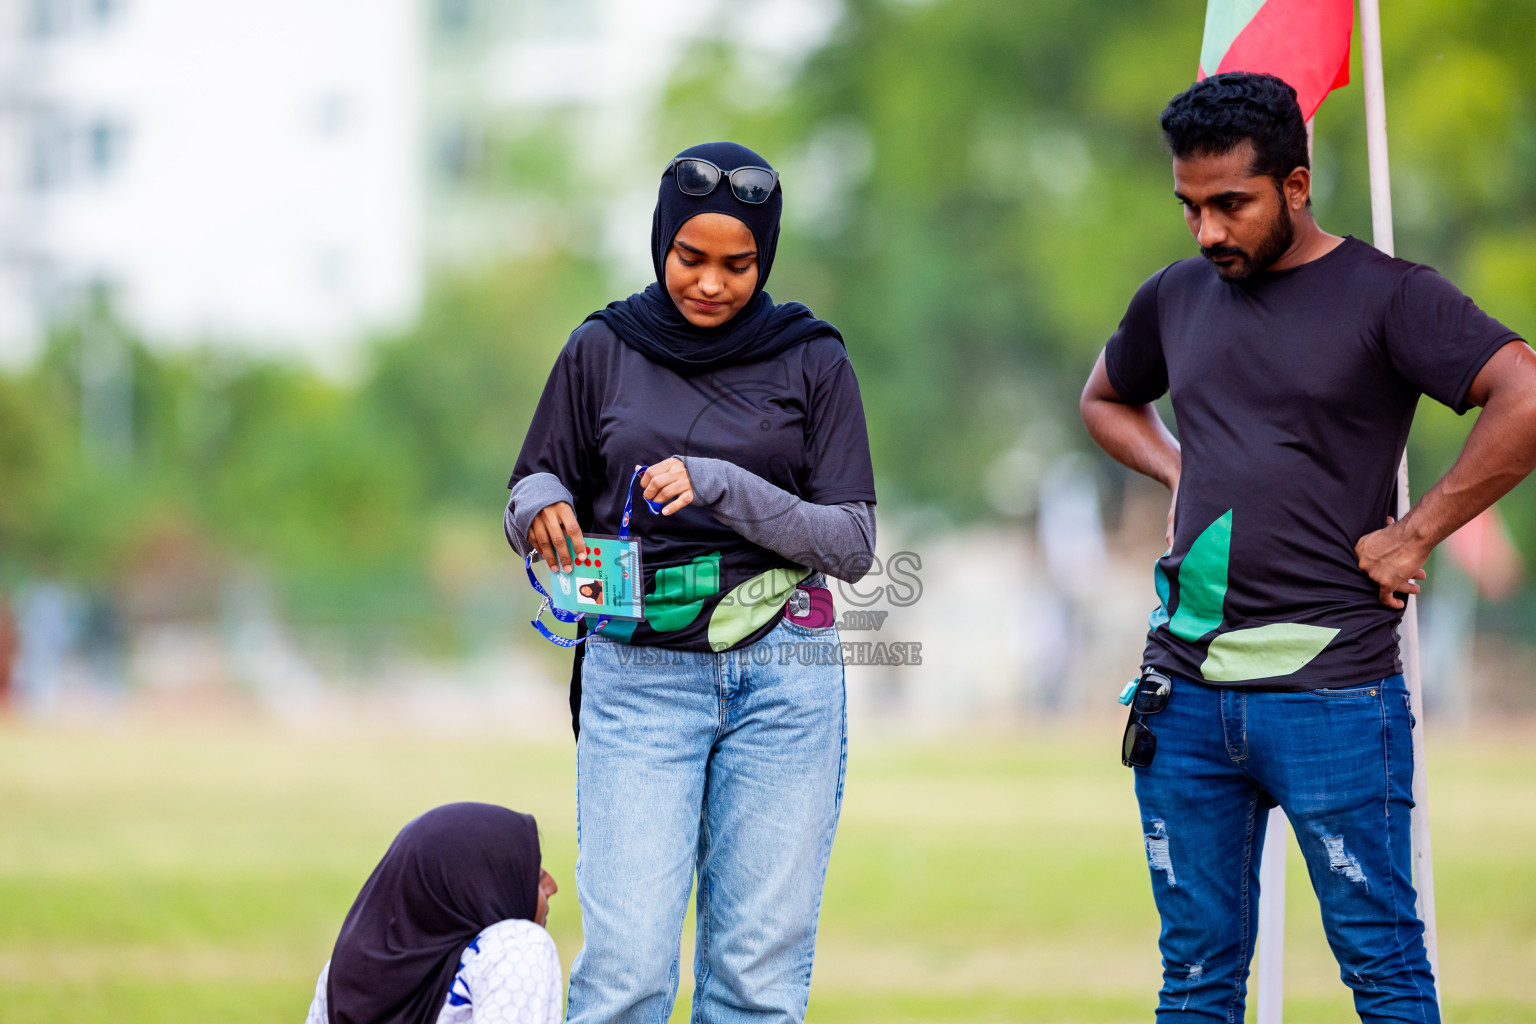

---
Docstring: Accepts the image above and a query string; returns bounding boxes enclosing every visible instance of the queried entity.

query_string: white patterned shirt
[305,919,562,1024]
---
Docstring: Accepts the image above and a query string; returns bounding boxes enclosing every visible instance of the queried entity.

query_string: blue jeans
[565,619,847,1024]
[1133,674,1438,1022]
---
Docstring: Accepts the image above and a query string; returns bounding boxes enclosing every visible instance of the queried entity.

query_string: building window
[30,0,71,38]
[316,249,351,295]
[434,121,481,183]
[520,0,598,36]
[30,118,70,190]
[29,0,123,37]
[87,120,126,176]
[315,94,354,138]
[437,0,473,37]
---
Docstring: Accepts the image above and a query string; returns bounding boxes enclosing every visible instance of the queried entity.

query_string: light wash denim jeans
[565,618,847,1024]
[1133,673,1438,1023]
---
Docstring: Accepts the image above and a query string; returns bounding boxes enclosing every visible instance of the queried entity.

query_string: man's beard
[1201,204,1295,282]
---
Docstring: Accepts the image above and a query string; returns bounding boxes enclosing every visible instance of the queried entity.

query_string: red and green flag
[1198,0,1354,120]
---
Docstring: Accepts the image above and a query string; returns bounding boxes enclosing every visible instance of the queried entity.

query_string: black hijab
[326,803,542,1024]
[586,141,841,375]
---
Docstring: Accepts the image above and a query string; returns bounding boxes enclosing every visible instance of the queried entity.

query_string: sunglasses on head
[1121,669,1172,768]
[667,157,779,205]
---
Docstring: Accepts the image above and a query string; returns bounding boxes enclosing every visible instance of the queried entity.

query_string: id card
[533,535,644,621]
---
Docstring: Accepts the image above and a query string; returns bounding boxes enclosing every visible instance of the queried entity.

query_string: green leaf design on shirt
[645,552,722,633]
[1168,510,1232,642]
[1200,622,1343,682]
[1149,560,1171,630]
[706,566,807,653]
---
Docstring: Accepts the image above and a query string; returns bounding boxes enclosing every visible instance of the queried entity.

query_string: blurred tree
[363,252,608,512]
[4,0,1535,635]
[651,0,1536,547]
[0,372,56,576]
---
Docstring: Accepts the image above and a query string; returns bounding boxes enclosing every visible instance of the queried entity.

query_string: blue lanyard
[525,465,664,646]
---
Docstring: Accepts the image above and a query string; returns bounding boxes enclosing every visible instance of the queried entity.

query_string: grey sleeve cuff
[682,455,730,505]
[505,472,574,558]
[677,455,877,583]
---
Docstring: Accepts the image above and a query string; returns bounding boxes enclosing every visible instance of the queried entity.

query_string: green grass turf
[1,721,1533,1022]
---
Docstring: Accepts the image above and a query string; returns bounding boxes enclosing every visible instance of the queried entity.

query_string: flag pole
[1358,0,1441,993]
[1256,808,1288,1022]
[1359,0,1395,255]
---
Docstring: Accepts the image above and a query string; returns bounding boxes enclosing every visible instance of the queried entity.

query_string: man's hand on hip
[1355,516,1429,610]
[1356,340,1536,611]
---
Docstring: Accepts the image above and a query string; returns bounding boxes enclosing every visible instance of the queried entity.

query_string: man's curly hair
[1160,72,1309,184]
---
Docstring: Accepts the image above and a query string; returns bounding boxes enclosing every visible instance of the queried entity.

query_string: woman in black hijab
[302,803,562,1024]
[505,142,876,1024]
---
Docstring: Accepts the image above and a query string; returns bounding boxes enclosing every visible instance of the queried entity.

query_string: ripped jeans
[1133,674,1438,1023]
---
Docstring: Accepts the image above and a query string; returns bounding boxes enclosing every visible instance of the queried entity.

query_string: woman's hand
[641,458,695,516]
[528,502,586,573]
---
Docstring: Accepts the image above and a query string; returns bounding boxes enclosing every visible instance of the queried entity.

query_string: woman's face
[664,212,759,328]
[534,868,558,927]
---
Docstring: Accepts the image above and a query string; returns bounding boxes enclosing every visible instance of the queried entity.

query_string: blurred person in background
[1080,72,1536,1021]
[80,590,127,695]
[304,803,561,1024]
[12,582,75,719]
[0,595,15,710]
[504,142,876,1023]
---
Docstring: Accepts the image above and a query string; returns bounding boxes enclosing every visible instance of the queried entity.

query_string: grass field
[2,719,1534,1023]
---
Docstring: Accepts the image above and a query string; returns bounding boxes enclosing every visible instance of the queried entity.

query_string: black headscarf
[326,803,542,1024]
[586,141,841,375]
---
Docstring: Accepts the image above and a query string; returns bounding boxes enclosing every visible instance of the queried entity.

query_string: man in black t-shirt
[1081,72,1536,1021]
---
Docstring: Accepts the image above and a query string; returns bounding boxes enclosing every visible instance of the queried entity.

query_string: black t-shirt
[1106,236,1520,689]
[510,320,877,652]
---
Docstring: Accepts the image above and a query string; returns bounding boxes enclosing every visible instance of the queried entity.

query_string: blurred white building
[424,0,841,279]
[0,0,421,364]
[0,0,837,364]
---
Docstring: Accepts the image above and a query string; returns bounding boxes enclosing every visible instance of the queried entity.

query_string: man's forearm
[1356,342,1536,607]
[1402,384,1536,551]
[1082,398,1182,489]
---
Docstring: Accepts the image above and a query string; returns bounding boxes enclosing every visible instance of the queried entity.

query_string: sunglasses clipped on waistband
[1121,668,1172,768]
[667,157,780,205]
